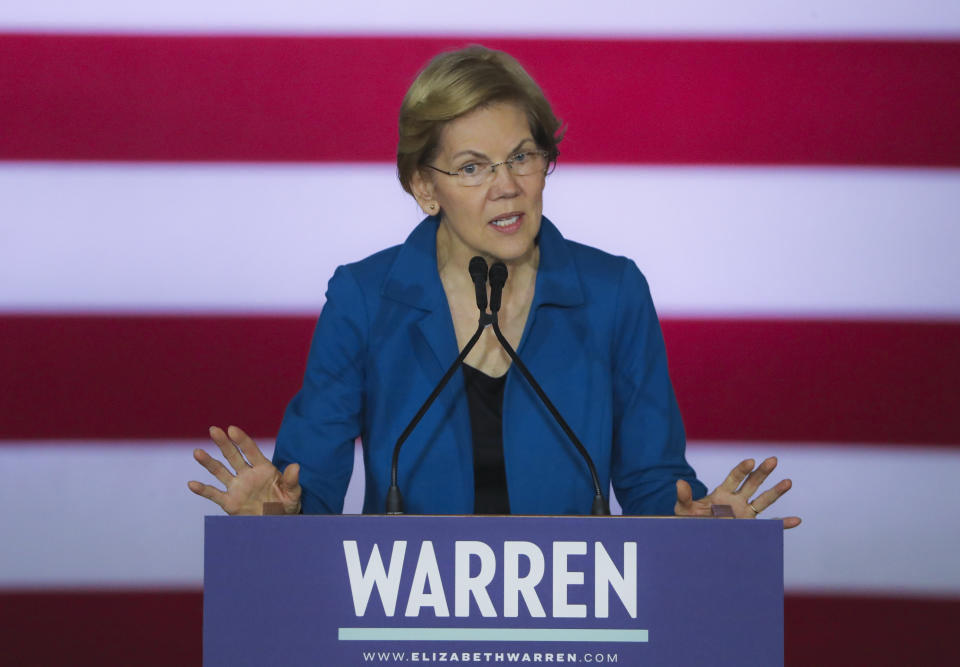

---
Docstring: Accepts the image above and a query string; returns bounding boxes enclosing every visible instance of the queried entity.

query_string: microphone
[487,261,610,515]
[469,256,489,314]
[488,261,506,313]
[386,256,491,514]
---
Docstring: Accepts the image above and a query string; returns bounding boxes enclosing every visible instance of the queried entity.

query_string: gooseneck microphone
[469,256,489,314]
[487,262,610,515]
[386,256,492,514]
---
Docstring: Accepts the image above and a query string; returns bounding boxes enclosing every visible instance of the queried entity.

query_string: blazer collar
[381,215,585,312]
[381,215,447,312]
[533,215,585,310]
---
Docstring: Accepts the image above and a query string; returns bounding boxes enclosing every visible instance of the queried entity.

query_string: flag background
[2,2,959,664]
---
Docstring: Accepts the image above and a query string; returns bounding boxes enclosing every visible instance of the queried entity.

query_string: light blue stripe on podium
[339,628,649,642]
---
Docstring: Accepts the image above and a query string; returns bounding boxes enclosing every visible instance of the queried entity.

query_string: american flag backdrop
[1,2,959,664]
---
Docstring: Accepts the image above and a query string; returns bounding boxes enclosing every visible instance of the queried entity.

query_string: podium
[204,515,783,666]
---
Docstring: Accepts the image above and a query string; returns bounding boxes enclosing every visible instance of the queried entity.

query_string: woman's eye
[511,152,529,163]
[460,163,479,175]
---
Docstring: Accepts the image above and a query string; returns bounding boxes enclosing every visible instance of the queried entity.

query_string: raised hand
[188,425,302,515]
[675,457,801,529]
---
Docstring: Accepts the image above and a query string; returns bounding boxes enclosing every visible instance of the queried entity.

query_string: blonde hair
[397,45,563,195]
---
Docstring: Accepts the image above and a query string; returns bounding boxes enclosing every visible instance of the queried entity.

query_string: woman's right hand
[188,425,302,515]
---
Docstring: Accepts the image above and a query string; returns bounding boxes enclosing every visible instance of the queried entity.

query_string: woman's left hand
[674,457,801,529]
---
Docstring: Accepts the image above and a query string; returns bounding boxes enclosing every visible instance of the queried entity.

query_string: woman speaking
[188,46,799,527]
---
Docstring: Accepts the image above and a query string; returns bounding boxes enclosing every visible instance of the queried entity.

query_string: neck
[435,220,539,314]
[436,221,538,277]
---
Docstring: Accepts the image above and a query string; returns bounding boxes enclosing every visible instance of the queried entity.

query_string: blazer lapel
[517,216,585,353]
[379,217,472,508]
[381,216,458,380]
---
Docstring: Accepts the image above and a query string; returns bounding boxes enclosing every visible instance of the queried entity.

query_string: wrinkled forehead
[434,101,536,162]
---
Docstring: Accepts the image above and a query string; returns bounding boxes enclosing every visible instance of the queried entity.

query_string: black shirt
[462,364,511,514]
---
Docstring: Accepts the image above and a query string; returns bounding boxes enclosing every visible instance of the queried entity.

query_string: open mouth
[489,213,522,231]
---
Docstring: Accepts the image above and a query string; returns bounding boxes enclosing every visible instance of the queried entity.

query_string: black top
[462,364,511,514]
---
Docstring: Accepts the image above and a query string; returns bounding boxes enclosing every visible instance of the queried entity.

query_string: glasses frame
[425,149,557,186]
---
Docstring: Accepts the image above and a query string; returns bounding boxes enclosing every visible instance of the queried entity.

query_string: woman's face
[415,101,546,266]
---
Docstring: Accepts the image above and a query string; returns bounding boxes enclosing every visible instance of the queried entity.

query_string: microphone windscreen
[468,256,488,283]
[489,261,508,288]
[488,262,508,313]
[469,256,489,311]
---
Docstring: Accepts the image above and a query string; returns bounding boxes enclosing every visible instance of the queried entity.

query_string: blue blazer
[274,216,706,515]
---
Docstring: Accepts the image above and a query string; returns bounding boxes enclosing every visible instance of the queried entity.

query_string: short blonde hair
[397,45,563,195]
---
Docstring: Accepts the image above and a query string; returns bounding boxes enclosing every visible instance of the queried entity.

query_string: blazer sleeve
[609,259,707,515]
[273,265,368,514]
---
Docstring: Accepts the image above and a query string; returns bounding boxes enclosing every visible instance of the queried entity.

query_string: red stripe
[1,34,958,165]
[2,315,958,444]
[0,590,956,665]
[663,318,960,445]
[785,593,960,665]
[0,315,311,442]
[0,590,202,667]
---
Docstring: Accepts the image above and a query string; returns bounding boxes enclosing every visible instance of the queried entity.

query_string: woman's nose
[488,161,521,196]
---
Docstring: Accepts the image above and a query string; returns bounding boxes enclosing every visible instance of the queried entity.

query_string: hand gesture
[188,425,302,515]
[675,457,801,529]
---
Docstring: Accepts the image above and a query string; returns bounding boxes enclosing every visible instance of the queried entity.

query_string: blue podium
[204,515,783,666]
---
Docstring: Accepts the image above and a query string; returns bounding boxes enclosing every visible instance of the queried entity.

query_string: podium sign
[204,515,782,666]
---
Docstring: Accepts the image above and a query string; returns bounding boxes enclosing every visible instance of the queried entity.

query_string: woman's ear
[411,170,440,216]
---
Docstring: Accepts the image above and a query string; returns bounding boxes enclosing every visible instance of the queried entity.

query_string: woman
[188,46,800,527]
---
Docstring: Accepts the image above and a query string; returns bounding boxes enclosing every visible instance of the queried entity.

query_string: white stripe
[0,441,364,589]
[3,163,958,318]
[684,443,960,597]
[2,1,959,37]
[2,441,958,596]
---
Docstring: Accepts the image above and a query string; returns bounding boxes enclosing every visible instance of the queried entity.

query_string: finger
[718,459,755,493]
[675,481,714,517]
[209,425,249,473]
[749,478,793,512]
[227,425,270,467]
[782,517,802,529]
[281,462,301,491]
[193,448,235,486]
[675,479,693,512]
[738,456,778,498]
[187,480,228,508]
[282,464,303,513]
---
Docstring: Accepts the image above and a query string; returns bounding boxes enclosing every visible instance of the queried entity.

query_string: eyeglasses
[426,150,553,187]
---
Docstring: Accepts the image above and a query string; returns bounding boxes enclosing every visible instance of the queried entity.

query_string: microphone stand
[487,262,610,516]
[385,257,491,514]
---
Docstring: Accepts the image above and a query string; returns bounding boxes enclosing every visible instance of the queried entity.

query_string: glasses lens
[512,152,546,176]
[457,152,548,186]
[459,163,489,186]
